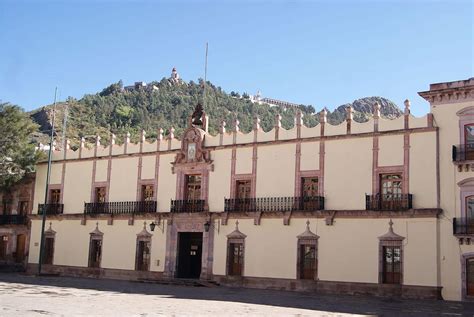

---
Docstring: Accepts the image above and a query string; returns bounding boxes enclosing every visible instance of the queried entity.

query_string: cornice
[418,84,474,106]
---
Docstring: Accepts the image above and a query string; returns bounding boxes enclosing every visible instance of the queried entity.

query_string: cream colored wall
[95,159,108,182]
[279,127,297,140]
[236,132,254,144]
[410,132,437,208]
[432,100,474,301]
[378,135,404,167]
[410,115,428,129]
[257,129,275,142]
[156,154,176,212]
[204,134,220,147]
[28,219,167,272]
[63,161,93,213]
[256,144,296,197]
[325,122,347,136]
[142,141,157,153]
[49,162,63,185]
[126,143,140,154]
[33,165,48,213]
[235,147,253,175]
[300,125,320,138]
[109,157,139,202]
[213,217,438,286]
[351,120,374,134]
[379,117,404,131]
[141,155,156,180]
[300,142,319,171]
[208,149,231,211]
[324,138,372,209]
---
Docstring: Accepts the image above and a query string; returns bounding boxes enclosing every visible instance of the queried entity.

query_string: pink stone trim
[60,162,66,204]
[373,165,405,195]
[90,159,97,202]
[231,174,253,199]
[372,136,379,195]
[229,148,237,198]
[319,141,325,197]
[403,133,410,194]
[294,142,301,197]
[251,145,258,198]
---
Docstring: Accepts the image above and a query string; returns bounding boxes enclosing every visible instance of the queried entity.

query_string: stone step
[136,278,220,288]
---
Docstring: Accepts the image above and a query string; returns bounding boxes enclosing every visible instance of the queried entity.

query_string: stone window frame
[232,175,253,199]
[375,166,406,195]
[43,223,56,265]
[48,185,62,204]
[296,221,319,280]
[225,221,246,277]
[458,178,474,219]
[135,223,153,272]
[88,223,103,268]
[461,252,474,300]
[137,180,156,202]
[378,220,405,285]
[92,183,108,203]
[457,106,474,146]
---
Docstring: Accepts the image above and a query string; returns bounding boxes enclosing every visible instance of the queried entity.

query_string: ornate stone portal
[164,104,215,279]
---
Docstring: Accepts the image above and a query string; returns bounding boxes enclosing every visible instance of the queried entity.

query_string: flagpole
[203,42,208,106]
[38,87,57,275]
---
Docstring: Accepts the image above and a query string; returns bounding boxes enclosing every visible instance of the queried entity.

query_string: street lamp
[204,220,219,233]
[149,220,164,233]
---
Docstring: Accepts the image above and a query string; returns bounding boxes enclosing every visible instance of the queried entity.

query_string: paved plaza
[0,274,473,316]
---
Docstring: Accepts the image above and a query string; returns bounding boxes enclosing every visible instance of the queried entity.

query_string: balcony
[84,201,157,215]
[453,144,474,162]
[224,196,325,213]
[170,200,206,213]
[38,203,64,215]
[365,194,413,211]
[453,218,474,235]
[0,215,27,225]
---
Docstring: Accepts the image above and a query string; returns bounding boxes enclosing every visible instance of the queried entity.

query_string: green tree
[0,103,42,190]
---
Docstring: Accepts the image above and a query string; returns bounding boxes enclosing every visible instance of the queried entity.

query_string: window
[236,180,251,199]
[379,174,403,210]
[297,221,319,280]
[141,185,154,202]
[465,124,474,160]
[228,242,244,276]
[185,175,201,200]
[467,196,474,220]
[43,237,55,265]
[302,177,319,197]
[467,258,474,296]
[136,240,151,271]
[299,244,317,280]
[2,199,10,215]
[378,220,404,285]
[88,238,102,268]
[382,246,402,284]
[49,189,61,204]
[18,201,28,215]
[95,187,106,203]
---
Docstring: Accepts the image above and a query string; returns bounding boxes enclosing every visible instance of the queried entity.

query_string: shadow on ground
[0,273,473,316]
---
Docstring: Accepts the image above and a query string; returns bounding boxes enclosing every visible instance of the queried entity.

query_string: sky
[0,0,473,116]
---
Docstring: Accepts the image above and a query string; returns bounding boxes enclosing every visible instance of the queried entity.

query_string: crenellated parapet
[44,103,435,163]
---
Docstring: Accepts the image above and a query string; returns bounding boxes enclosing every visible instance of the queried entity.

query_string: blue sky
[0,0,472,116]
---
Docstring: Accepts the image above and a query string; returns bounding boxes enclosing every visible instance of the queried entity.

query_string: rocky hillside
[29,78,402,148]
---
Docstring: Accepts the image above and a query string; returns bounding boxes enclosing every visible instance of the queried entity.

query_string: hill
[29,78,402,148]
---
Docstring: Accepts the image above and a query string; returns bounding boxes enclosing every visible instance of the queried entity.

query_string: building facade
[0,174,35,270]
[26,78,474,301]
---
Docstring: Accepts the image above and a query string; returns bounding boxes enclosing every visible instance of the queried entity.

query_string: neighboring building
[0,173,35,270]
[124,81,159,92]
[25,78,474,301]
[249,91,302,108]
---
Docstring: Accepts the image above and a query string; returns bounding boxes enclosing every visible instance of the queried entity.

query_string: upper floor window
[236,180,251,199]
[467,196,474,220]
[465,124,474,160]
[49,189,61,204]
[95,187,106,203]
[380,174,402,199]
[141,185,154,202]
[185,175,201,200]
[302,177,319,197]
[18,201,28,215]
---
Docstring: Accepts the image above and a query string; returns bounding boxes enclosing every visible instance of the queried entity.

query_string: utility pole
[38,87,57,275]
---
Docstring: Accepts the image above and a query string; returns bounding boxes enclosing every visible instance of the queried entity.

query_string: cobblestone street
[0,274,473,316]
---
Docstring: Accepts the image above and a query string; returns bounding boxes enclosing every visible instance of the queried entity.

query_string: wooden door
[43,237,54,265]
[228,243,244,276]
[0,236,7,260]
[16,234,26,263]
[301,177,319,210]
[136,240,151,271]
[299,244,316,280]
[383,246,401,284]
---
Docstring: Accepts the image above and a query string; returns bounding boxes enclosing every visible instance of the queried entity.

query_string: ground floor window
[382,246,402,284]
[88,239,102,268]
[467,258,474,296]
[43,237,55,265]
[378,220,404,285]
[299,244,317,280]
[228,242,244,276]
[136,240,151,271]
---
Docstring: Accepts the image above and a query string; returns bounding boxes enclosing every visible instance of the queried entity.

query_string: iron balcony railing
[84,201,157,215]
[38,203,64,215]
[365,194,413,211]
[0,215,27,225]
[170,200,206,213]
[453,218,474,235]
[224,196,325,213]
[453,144,474,162]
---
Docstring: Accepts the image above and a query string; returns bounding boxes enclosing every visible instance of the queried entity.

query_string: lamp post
[38,87,57,276]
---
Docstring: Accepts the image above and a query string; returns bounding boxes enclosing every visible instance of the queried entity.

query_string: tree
[0,103,42,190]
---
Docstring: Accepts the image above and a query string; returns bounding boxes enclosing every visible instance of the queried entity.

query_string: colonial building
[26,78,474,301]
[0,173,35,270]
